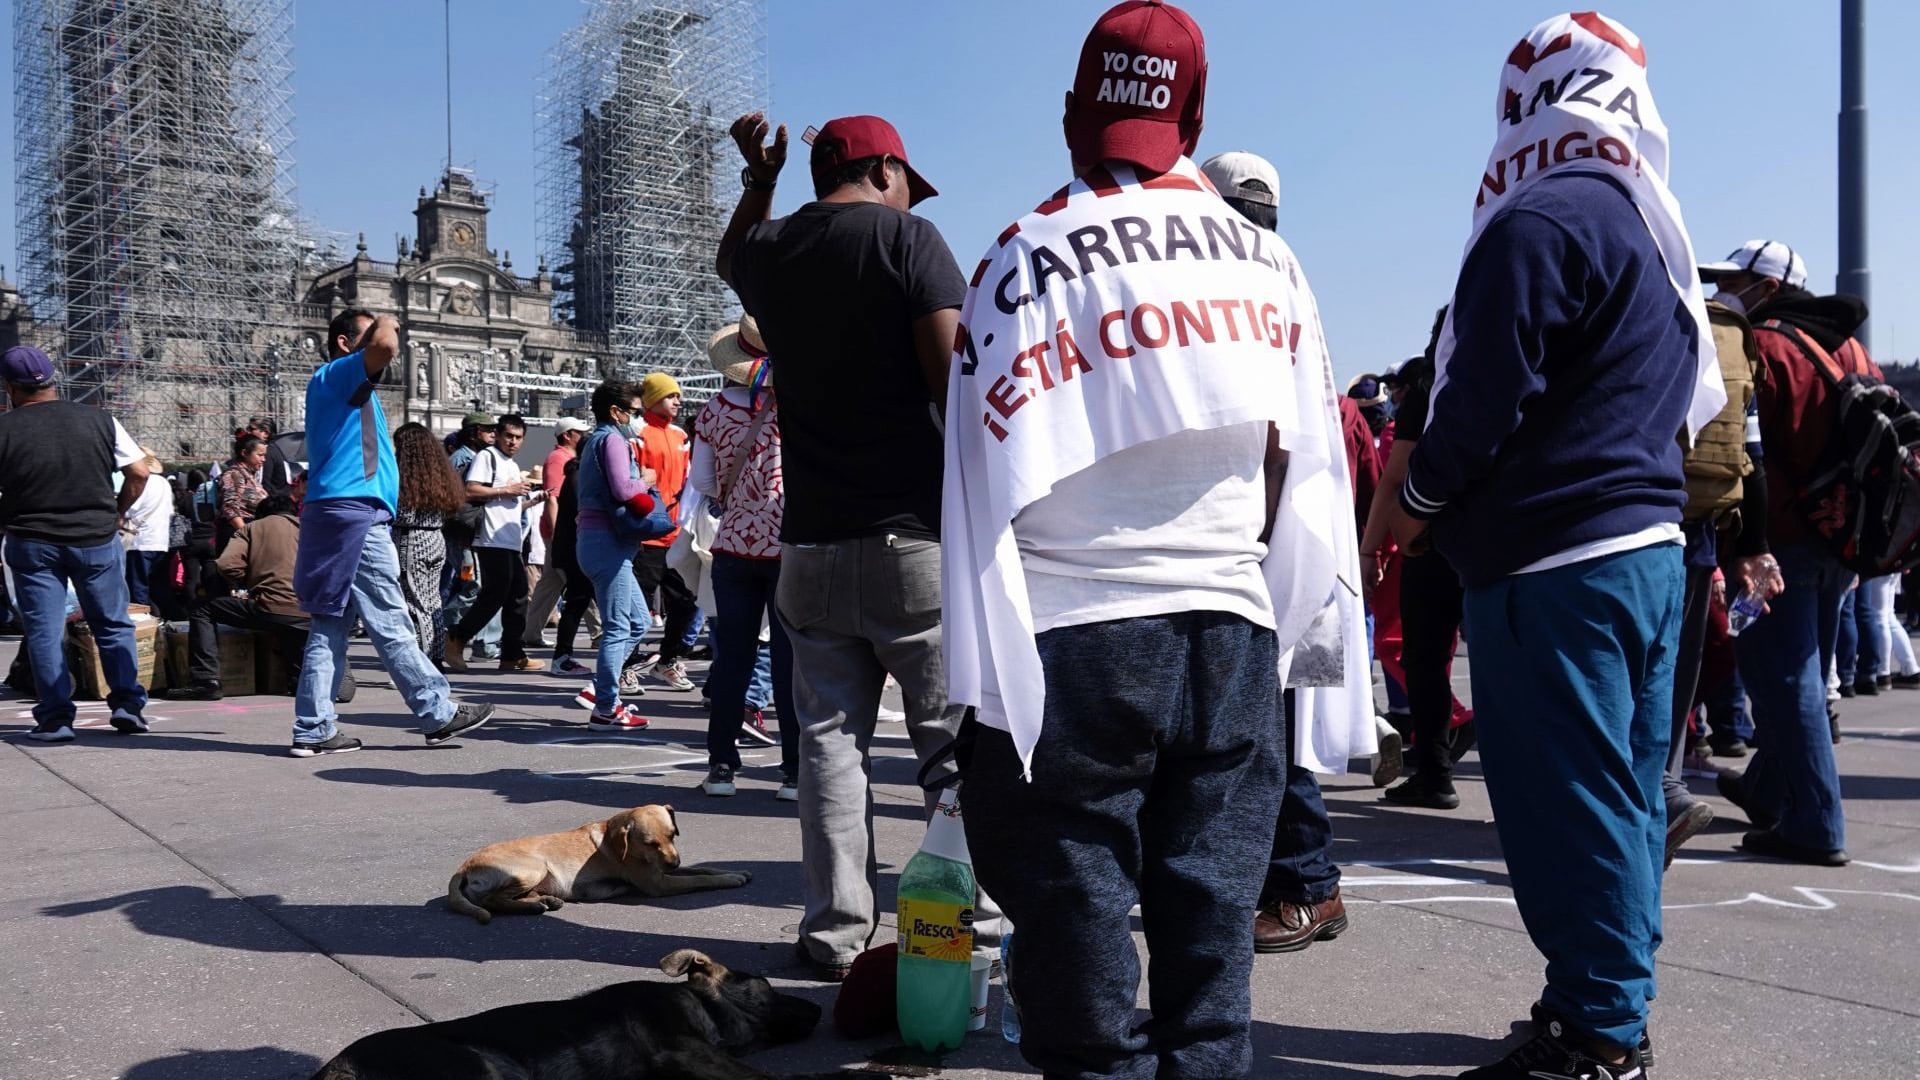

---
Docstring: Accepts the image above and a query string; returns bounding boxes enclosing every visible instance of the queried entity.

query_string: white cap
[1200,150,1280,208]
[1700,240,1808,290]
[554,417,591,435]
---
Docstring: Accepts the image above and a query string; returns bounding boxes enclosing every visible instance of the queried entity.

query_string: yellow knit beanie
[640,372,682,410]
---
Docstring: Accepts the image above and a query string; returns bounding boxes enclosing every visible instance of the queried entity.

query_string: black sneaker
[1706,731,1748,758]
[702,764,736,797]
[1465,1016,1645,1079]
[1663,799,1714,868]
[26,720,75,743]
[426,702,495,744]
[1715,769,1776,831]
[1741,827,1848,867]
[1383,774,1460,810]
[1529,1003,1653,1070]
[1829,709,1843,745]
[1853,679,1879,697]
[1836,683,1856,699]
[1892,672,1920,690]
[109,706,150,734]
[164,683,223,701]
[290,733,362,757]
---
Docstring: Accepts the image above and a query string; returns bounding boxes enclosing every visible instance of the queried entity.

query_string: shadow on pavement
[123,1046,322,1080]
[1253,1020,1512,1078]
[38,881,794,966]
[308,764,929,823]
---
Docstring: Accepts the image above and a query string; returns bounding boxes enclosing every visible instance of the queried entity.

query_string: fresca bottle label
[897,898,976,962]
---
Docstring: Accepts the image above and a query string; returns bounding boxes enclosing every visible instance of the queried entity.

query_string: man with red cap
[944,3,1352,1076]
[717,110,978,979]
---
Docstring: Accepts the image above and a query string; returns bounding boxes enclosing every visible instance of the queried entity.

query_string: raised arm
[716,112,786,285]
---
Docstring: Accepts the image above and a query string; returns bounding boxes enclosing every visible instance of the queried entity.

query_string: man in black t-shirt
[717,111,972,979]
[0,346,154,742]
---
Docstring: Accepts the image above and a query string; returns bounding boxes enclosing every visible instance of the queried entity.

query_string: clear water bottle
[896,794,975,1053]
[1000,929,1021,1044]
[1726,589,1766,637]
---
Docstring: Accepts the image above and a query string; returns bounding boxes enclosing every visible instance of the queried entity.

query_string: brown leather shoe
[1253,888,1348,954]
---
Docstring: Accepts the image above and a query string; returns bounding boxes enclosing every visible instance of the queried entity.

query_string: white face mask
[1712,281,1766,317]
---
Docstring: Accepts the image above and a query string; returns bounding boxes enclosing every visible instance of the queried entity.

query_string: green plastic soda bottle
[895,793,976,1053]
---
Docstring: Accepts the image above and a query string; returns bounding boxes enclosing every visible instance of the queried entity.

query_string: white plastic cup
[968,952,992,1032]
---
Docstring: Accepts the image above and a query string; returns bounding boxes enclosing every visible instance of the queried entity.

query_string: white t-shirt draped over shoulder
[1013,421,1275,636]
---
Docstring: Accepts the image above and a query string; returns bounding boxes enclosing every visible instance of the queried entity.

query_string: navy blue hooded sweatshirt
[1401,171,1697,586]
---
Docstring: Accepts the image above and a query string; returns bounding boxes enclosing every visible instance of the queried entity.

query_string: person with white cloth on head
[942,3,1356,1076]
[1375,13,1725,1080]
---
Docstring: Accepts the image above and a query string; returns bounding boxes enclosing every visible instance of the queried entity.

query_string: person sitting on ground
[166,495,346,702]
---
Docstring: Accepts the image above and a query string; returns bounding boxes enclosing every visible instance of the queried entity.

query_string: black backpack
[1763,320,1920,576]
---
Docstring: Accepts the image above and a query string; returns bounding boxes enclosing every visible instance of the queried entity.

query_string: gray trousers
[523,563,599,646]
[777,533,996,964]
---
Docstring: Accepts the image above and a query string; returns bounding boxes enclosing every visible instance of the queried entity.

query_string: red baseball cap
[1068,0,1207,173]
[809,115,938,206]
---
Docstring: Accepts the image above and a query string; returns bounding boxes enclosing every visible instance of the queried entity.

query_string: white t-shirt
[1013,422,1275,636]
[124,477,173,552]
[464,447,526,551]
[110,419,141,469]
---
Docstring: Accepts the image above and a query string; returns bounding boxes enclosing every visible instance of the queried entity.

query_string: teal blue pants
[1463,543,1683,1050]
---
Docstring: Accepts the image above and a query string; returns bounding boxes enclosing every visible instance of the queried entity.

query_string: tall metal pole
[445,0,455,172]
[1838,0,1869,343]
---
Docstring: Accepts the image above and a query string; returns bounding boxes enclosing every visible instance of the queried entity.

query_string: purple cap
[0,346,57,388]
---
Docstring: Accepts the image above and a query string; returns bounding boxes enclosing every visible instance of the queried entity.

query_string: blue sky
[5,1,1915,378]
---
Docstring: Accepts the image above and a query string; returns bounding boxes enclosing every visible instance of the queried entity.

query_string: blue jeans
[577,526,646,713]
[294,525,455,744]
[1835,589,1859,685]
[5,536,150,724]
[1731,543,1850,851]
[1705,667,1754,742]
[1265,689,1340,906]
[963,611,1285,1080]
[705,554,796,773]
[1463,544,1682,1052]
[1852,575,1891,682]
[125,549,167,610]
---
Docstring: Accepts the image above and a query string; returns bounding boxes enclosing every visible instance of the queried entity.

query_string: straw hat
[706,315,769,388]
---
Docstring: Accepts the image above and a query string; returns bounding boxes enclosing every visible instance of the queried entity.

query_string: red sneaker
[588,703,650,732]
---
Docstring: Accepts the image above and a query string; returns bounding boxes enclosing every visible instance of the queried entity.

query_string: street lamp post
[1838,0,1870,342]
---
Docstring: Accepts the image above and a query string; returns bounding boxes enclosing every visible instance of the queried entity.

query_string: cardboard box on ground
[66,606,287,699]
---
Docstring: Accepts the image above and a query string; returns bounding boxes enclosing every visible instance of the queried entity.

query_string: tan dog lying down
[446,804,750,924]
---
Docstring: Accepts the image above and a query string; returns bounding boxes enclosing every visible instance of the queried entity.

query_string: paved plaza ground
[3,636,1917,1079]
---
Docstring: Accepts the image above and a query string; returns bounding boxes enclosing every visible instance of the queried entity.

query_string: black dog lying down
[312,949,872,1080]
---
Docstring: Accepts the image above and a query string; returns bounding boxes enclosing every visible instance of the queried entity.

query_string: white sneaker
[618,666,648,696]
[654,660,695,692]
[1370,715,1403,788]
[776,773,799,802]
[27,722,74,743]
[702,764,736,797]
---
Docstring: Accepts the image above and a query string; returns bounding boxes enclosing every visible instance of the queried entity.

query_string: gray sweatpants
[777,532,997,964]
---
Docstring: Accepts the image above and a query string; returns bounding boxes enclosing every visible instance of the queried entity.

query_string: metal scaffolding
[536,0,767,381]
[12,0,299,460]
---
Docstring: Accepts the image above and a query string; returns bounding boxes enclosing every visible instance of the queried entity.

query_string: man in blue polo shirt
[288,308,493,756]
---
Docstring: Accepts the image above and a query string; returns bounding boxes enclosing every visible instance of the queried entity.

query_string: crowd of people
[1,5,1915,1080]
